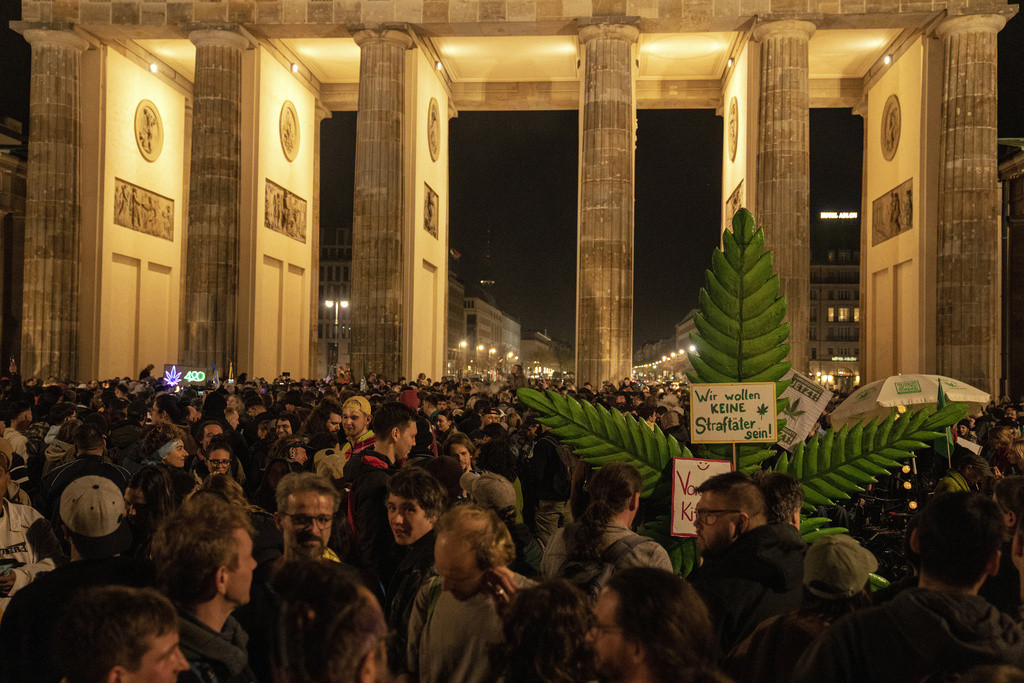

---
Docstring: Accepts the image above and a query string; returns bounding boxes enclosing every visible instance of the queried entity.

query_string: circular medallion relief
[134,100,163,162]
[427,98,440,162]
[727,97,739,163]
[881,94,901,162]
[279,101,300,162]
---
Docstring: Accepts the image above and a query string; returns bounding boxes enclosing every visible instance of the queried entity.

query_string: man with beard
[234,472,342,682]
[689,472,805,659]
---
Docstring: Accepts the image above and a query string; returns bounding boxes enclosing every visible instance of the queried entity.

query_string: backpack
[559,525,648,600]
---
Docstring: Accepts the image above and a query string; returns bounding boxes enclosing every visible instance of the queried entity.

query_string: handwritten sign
[671,457,734,537]
[689,383,778,443]
[777,371,833,452]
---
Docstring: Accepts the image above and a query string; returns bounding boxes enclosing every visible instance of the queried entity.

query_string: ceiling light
[149,63,158,73]
[435,61,443,71]
[291,62,299,73]
[727,57,733,67]
[883,54,892,65]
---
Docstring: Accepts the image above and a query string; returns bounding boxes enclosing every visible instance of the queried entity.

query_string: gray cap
[804,534,878,599]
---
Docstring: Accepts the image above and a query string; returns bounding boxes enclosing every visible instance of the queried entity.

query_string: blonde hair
[435,503,515,570]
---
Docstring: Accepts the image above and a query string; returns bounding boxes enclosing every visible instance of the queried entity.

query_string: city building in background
[317,230,351,376]
[462,285,520,379]
[809,212,860,393]
[633,309,697,382]
[520,330,572,379]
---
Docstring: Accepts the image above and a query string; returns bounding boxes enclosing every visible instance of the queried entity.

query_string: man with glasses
[236,472,343,682]
[689,471,806,659]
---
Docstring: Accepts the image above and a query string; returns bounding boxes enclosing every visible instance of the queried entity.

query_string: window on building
[810,308,817,322]
[827,307,835,322]
[810,348,817,360]
[838,307,849,322]
[854,307,860,322]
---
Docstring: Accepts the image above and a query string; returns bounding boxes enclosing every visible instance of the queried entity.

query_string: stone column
[753,20,814,374]
[576,22,638,387]
[182,27,247,371]
[350,28,413,382]
[309,102,330,378]
[21,28,89,380]
[935,14,1006,395]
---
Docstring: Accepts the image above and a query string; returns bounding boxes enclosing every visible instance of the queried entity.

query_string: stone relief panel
[279,100,300,162]
[881,94,901,162]
[727,97,738,163]
[872,178,913,246]
[424,183,439,238]
[427,98,440,162]
[134,99,163,162]
[113,178,174,240]
[726,180,744,222]
[265,179,307,243]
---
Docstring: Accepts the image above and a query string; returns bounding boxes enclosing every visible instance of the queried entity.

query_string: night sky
[1,8,1022,350]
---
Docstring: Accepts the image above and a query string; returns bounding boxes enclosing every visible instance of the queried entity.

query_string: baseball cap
[460,471,516,514]
[60,476,132,559]
[804,534,877,599]
[343,396,372,416]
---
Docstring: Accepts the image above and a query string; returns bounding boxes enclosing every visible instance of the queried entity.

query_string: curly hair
[435,503,515,569]
[140,422,187,460]
[490,580,595,683]
[300,398,344,437]
[572,462,642,562]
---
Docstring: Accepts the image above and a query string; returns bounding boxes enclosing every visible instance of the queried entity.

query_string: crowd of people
[2,361,1024,681]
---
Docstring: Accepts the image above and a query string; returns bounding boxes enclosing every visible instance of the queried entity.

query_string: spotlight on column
[883,54,892,65]
[291,62,299,73]
[149,63,158,73]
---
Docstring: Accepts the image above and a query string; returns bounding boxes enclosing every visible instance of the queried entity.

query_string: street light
[324,300,340,373]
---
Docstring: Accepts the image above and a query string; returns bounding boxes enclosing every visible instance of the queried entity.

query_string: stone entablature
[18,0,1016,34]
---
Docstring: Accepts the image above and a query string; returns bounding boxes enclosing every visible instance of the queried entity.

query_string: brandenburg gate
[10,0,1015,391]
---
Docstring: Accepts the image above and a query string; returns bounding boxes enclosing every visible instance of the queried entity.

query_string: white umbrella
[829,374,989,428]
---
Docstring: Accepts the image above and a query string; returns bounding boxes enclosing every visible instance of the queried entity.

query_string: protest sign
[689,383,778,443]
[776,370,833,452]
[671,457,734,537]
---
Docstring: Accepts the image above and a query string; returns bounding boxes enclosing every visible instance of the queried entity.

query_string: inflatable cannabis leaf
[776,402,965,514]
[518,208,966,574]
[687,209,792,473]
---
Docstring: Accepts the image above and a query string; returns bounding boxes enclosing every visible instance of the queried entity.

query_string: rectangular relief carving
[424,183,439,239]
[113,178,174,241]
[872,178,913,246]
[725,180,744,223]
[265,179,307,243]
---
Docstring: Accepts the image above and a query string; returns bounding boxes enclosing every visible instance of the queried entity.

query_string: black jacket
[793,588,1024,682]
[690,523,806,658]
[385,529,437,672]
[343,448,400,584]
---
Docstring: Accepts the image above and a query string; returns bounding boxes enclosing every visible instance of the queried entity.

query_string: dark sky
[1,9,1022,349]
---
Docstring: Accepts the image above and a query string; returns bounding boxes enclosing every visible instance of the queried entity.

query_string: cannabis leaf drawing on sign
[757,403,769,417]
[781,397,807,419]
